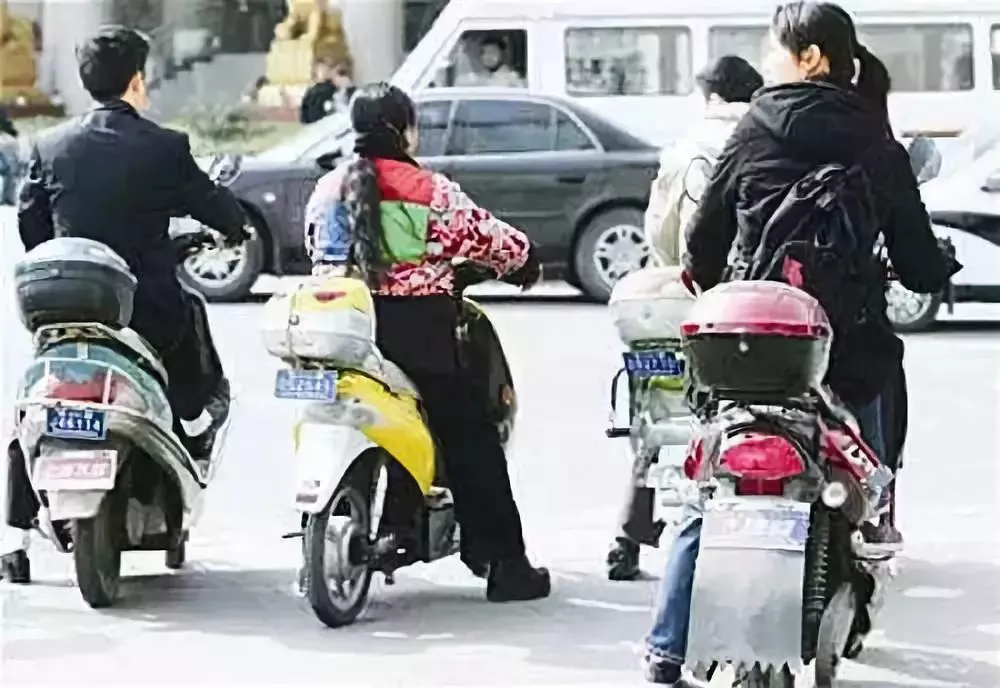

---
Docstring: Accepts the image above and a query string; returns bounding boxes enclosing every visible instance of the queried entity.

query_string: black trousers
[373,294,526,562]
[407,370,526,562]
[154,286,224,423]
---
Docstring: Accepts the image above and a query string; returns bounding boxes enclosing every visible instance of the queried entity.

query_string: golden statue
[0,0,51,107]
[263,0,353,91]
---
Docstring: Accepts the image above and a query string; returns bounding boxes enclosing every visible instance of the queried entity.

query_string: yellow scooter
[262,262,518,627]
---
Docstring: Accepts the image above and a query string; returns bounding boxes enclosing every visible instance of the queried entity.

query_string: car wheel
[885,282,942,333]
[573,207,651,302]
[180,216,266,302]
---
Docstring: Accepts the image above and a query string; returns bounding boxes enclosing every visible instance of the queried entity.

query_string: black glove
[504,245,541,289]
[222,222,254,247]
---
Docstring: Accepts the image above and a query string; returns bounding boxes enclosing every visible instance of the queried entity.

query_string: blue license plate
[623,350,684,377]
[274,369,338,401]
[44,407,108,441]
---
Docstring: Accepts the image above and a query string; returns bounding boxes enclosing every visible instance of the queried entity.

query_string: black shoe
[607,537,641,581]
[486,556,551,603]
[643,659,708,687]
[461,553,489,579]
[0,549,31,584]
[861,521,904,551]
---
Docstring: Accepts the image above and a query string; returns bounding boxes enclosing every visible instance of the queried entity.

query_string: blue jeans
[645,397,886,668]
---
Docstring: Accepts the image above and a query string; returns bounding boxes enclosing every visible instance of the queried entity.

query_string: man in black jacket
[18,26,245,455]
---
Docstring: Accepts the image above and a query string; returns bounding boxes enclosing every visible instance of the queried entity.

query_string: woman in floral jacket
[302,82,549,603]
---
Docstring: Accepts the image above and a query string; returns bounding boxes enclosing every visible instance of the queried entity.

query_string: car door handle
[557,175,585,185]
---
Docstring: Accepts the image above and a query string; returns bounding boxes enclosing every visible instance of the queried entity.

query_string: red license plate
[35,450,117,490]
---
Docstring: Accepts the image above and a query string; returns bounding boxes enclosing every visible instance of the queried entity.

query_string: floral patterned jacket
[304,157,530,296]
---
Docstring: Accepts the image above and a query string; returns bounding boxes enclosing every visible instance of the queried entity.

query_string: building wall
[15,0,409,116]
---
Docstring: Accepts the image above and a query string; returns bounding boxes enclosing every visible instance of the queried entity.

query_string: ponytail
[854,43,891,118]
[342,157,394,289]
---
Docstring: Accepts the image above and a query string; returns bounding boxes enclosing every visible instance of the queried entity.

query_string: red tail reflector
[737,478,785,496]
[719,433,806,480]
[313,290,346,302]
[48,372,112,404]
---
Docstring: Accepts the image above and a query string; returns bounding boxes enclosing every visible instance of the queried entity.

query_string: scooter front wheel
[304,476,375,628]
[73,491,124,608]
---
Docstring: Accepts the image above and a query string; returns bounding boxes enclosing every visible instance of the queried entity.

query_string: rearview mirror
[316,152,341,171]
[907,136,942,185]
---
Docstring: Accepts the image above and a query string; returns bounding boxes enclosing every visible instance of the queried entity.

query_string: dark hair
[696,55,764,103]
[76,26,150,102]
[481,35,507,52]
[772,2,891,115]
[343,83,418,288]
[333,64,352,78]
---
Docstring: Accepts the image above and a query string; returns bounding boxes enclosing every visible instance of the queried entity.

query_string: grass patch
[12,106,302,156]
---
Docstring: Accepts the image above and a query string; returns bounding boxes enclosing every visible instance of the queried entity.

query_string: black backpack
[731,162,880,332]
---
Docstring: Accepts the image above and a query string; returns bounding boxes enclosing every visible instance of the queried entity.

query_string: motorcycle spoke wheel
[815,583,857,688]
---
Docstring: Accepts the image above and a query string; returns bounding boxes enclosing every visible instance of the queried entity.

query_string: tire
[165,533,187,570]
[73,491,124,609]
[179,214,266,303]
[303,463,380,629]
[815,583,857,688]
[572,207,650,302]
[885,283,942,333]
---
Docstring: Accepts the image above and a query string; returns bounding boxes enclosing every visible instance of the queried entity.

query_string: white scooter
[2,157,245,606]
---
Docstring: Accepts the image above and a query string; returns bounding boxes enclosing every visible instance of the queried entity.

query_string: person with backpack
[608,57,764,583]
[642,3,960,685]
[644,56,764,268]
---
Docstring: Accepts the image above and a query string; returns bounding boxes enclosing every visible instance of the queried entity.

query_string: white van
[393,0,1000,145]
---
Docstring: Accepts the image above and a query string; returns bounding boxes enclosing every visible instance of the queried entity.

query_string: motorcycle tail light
[29,366,147,413]
[718,433,806,481]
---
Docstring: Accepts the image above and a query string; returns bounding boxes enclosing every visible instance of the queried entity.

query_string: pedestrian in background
[300,60,354,124]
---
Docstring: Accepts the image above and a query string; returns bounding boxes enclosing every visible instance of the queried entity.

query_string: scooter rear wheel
[73,491,124,608]
[815,583,857,688]
[304,468,377,628]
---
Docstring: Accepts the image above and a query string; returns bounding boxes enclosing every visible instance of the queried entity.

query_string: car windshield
[936,119,1000,179]
[255,113,352,163]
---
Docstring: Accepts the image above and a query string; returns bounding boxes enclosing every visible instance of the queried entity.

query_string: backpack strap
[681,154,715,204]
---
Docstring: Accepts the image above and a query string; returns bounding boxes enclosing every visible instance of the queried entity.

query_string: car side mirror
[316,152,340,171]
[907,136,942,185]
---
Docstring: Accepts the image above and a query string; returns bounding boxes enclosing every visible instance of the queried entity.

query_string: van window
[992,25,1000,89]
[429,29,527,88]
[859,24,974,92]
[708,26,769,73]
[564,27,692,97]
[416,100,452,158]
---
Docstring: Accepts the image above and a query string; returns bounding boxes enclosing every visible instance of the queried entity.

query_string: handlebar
[452,258,541,294]
[172,231,220,262]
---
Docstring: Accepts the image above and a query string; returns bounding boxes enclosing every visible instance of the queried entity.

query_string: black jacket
[17,100,246,352]
[0,108,17,138]
[684,81,960,404]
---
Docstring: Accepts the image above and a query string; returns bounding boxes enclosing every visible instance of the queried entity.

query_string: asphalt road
[1,208,998,687]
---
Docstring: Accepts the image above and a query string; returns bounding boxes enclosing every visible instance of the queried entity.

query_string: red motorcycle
[678,280,896,688]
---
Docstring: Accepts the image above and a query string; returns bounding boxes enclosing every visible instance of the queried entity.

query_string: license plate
[701,500,810,552]
[33,449,118,491]
[623,350,684,377]
[44,407,107,441]
[274,369,338,401]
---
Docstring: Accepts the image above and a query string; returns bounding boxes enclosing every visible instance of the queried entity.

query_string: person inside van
[300,60,355,124]
[642,3,959,684]
[457,35,525,88]
[303,82,550,603]
[606,55,763,584]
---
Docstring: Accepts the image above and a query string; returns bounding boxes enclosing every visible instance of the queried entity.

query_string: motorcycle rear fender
[293,422,375,514]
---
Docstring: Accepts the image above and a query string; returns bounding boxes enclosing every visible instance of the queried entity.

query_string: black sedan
[180,89,660,301]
